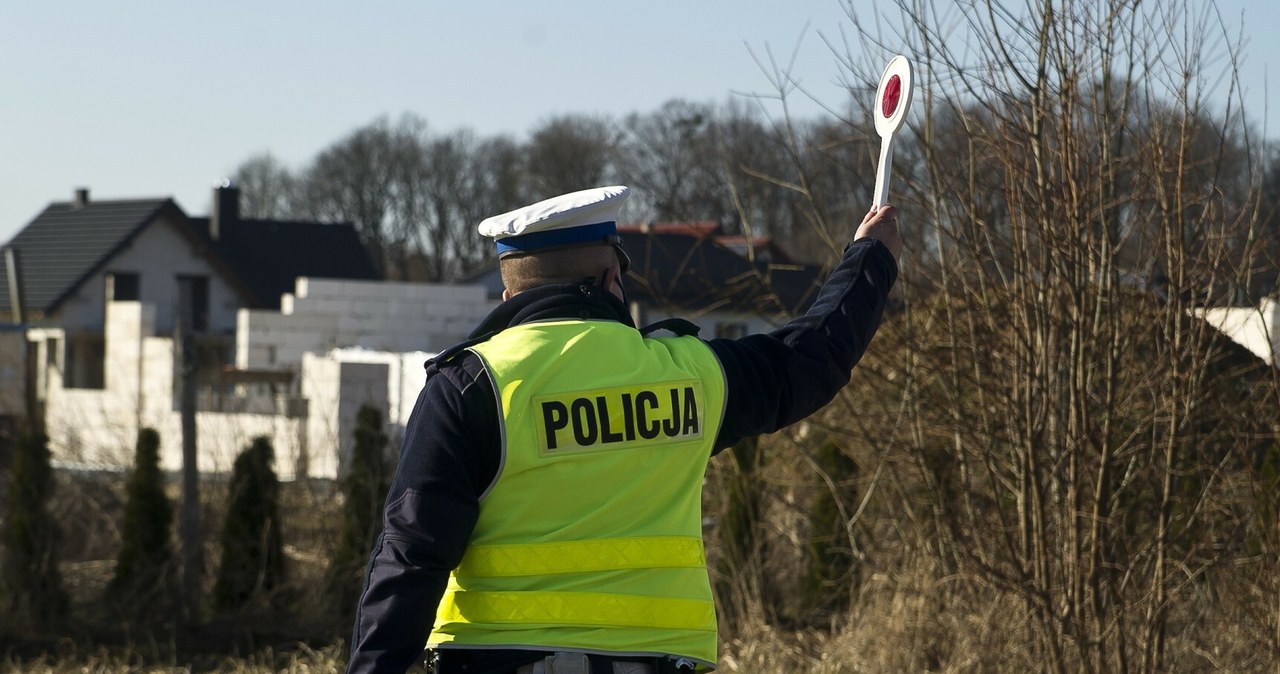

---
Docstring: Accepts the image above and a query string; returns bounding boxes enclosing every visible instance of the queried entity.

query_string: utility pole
[176,278,203,625]
[5,247,38,430]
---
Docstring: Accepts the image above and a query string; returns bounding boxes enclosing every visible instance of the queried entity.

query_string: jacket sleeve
[346,355,499,674]
[708,238,898,450]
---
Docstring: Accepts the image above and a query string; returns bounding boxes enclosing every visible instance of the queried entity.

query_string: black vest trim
[639,318,701,337]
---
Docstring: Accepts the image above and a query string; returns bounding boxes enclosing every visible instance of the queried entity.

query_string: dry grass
[5,427,1277,673]
[1,643,348,674]
[712,553,1044,674]
[2,471,356,673]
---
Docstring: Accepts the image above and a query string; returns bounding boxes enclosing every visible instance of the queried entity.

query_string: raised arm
[709,206,900,449]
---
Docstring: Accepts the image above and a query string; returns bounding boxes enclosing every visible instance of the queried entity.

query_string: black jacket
[347,238,898,673]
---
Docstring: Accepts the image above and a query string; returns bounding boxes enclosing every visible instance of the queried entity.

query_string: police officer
[347,185,901,674]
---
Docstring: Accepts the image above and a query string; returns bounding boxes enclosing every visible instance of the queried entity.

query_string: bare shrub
[704,1,1280,672]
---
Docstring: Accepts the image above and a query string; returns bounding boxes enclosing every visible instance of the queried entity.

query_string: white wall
[53,213,245,334]
[318,349,431,425]
[238,277,495,370]
[42,287,461,481]
[1195,297,1280,365]
[301,354,392,479]
[46,301,151,467]
[46,300,309,478]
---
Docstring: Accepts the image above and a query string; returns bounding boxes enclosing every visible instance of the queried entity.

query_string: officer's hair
[500,243,618,295]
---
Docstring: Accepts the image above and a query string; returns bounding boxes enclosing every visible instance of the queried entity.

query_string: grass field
[3,421,1278,673]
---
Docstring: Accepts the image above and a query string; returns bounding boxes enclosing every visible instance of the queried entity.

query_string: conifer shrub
[1,429,68,626]
[800,435,859,619]
[327,403,390,617]
[712,436,767,626]
[106,427,178,619]
[213,436,285,611]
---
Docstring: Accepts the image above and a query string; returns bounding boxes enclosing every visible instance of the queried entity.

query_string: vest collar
[469,281,636,339]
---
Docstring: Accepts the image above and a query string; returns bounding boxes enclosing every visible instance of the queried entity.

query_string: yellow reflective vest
[427,319,727,667]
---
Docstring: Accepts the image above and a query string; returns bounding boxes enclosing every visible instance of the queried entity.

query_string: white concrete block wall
[47,386,138,468]
[46,280,498,480]
[191,413,306,479]
[325,347,432,428]
[301,354,342,479]
[284,295,353,317]
[236,310,253,368]
[140,336,183,471]
[47,301,157,468]
[1196,298,1280,365]
[1267,297,1280,359]
[236,277,492,371]
[334,361,391,476]
[237,308,342,370]
[48,301,312,480]
[104,301,153,402]
[301,354,391,479]
[1222,308,1270,362]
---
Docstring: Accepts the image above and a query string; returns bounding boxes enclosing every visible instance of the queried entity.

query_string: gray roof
[0,198,181,320]
[189,216,380,309]
[1,189,382,322]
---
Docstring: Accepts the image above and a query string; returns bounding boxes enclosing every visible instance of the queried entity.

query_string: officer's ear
[502,287,514,301]
[601,265,626,303]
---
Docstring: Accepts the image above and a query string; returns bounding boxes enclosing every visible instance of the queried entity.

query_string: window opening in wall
[64,331,105,389]
[176,274,210,332]
[107,271,140,301]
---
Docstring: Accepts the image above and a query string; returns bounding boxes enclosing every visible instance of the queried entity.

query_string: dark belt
[425,648,695,674]
[515,653,652,673]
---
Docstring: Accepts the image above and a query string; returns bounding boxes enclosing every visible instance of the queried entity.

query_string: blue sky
[3,1,1280,243]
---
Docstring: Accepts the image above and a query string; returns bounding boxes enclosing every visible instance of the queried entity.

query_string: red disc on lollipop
[873,56,912,137]
[881,75,901,118]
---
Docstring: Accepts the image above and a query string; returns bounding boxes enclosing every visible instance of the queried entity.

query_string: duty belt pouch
[546,652,590,674]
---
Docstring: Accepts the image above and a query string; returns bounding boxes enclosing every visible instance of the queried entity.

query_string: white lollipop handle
[872,135,894,209]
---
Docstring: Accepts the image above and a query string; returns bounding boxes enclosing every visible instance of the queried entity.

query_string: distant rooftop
[1,186,380,322]
[0,194,180,319]
[462,220,822,317]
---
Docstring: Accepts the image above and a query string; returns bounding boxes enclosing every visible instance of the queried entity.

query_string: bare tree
[229,115,536,282]
[791,1,1280,671]
[686,2,1280,672]
[616,99,732,223]
[296,115,419,279]
[381,115,434,281]
[714,99,816,243]
[448,134,527,276]
[415,131,472,282]
[231,152,297,220]
[524,114,618,197]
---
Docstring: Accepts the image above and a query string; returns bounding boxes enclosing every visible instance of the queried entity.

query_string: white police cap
[479,185,630,257]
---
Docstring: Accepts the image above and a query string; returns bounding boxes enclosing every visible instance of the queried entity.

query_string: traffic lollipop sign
[871,55,914,208]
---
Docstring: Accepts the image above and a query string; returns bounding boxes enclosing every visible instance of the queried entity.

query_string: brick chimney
[210,180,240,241]
[72,187,89,209]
